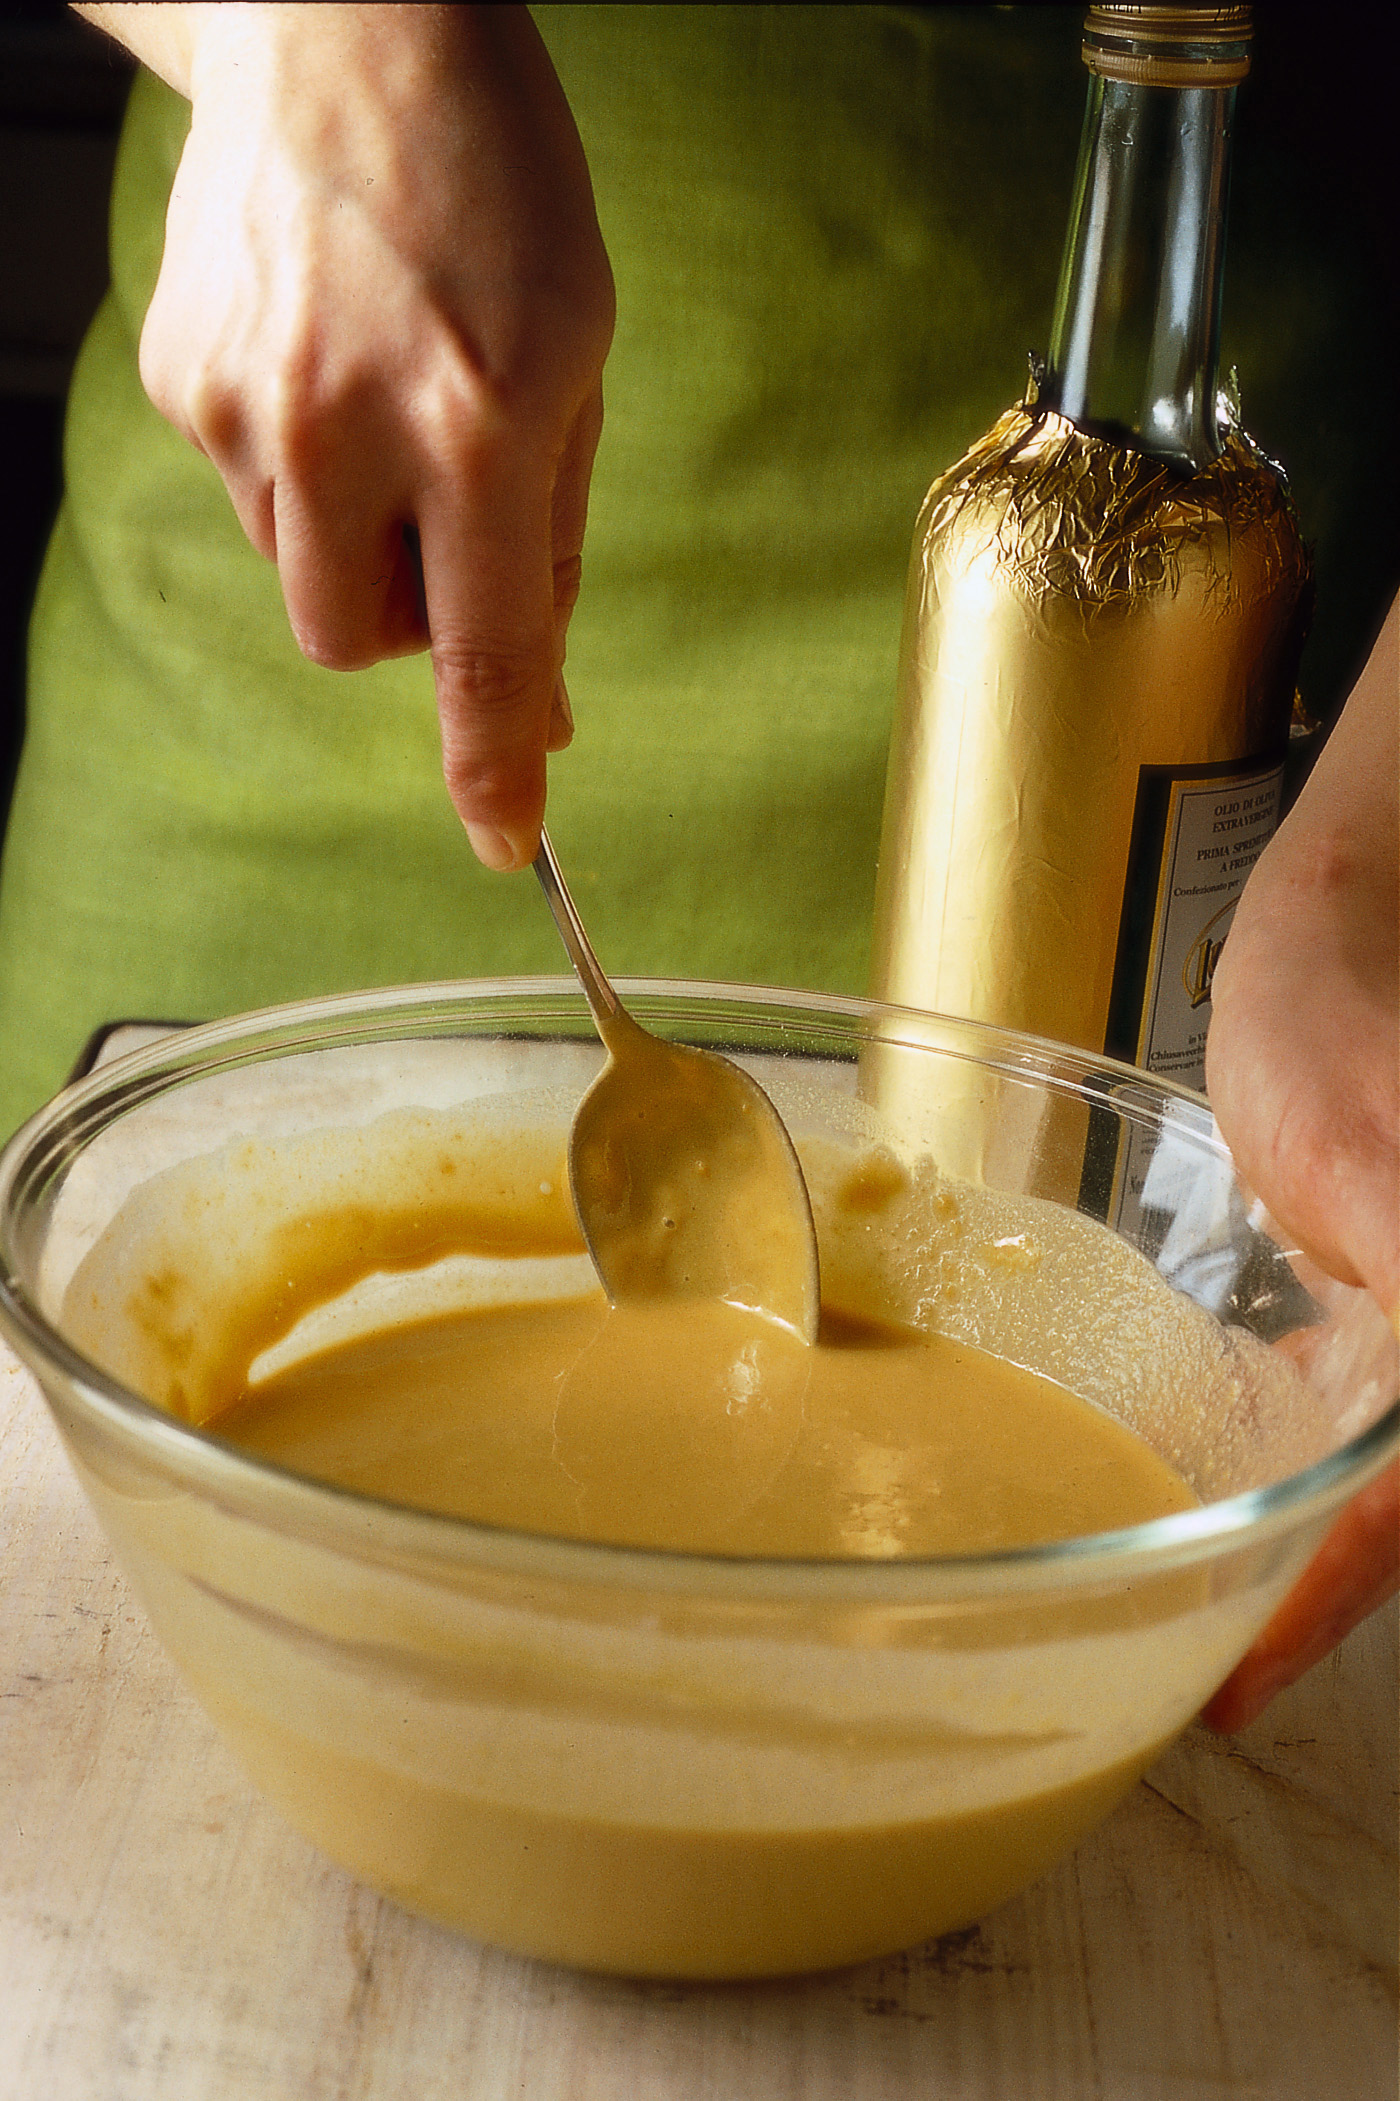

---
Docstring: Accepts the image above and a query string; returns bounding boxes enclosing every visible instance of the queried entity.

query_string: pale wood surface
[2,1340,1396,2101]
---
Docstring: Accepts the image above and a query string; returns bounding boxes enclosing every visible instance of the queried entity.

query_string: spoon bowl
[534,829,819,1342]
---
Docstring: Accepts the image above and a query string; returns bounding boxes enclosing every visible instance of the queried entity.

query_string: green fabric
[0,6,1391,1135]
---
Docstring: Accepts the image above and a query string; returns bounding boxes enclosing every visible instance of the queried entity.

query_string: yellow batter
[62,1107,1302,1976]
[220,1292,1196,1557]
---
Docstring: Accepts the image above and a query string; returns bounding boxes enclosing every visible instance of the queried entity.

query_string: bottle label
[1105,756,1285,1087]
[1095,756,1284,1241]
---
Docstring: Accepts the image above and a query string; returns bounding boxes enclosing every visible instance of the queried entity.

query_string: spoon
[533,827,820,1343]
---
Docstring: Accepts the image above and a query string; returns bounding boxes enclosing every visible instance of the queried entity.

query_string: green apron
[0,6,1389,1134]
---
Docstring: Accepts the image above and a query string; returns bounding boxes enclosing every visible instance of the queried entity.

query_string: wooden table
[3,1337,1395,2101]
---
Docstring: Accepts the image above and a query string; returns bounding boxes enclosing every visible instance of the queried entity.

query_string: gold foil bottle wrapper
[865,394,1311,1190]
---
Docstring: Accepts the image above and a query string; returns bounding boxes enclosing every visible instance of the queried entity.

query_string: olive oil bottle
[866,4,1311,1212]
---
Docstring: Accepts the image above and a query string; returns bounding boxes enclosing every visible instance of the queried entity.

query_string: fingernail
[547,678,575,754]
[466,823,525,873]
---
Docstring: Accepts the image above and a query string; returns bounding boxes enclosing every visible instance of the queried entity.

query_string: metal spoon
[534,827,820,1343]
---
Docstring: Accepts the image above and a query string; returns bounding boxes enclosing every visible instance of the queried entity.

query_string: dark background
[0,0,131,834]
[0,1,1396,849]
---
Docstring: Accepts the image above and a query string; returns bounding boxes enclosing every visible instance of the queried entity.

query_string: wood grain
[2,1341,1396,2101]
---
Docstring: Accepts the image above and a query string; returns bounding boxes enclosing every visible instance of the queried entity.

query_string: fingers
[1207,857,1399,1315]
[170,346,591,849]
[551,386,605,625]
[540,387,605,763]
[411,383,603,866]
[164,363,595,866]
[272,468,431,670]
[1200,1460,1400,1732]
[412,419,563,870]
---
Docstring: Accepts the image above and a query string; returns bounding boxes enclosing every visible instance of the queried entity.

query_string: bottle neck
[1046,74,1235,472]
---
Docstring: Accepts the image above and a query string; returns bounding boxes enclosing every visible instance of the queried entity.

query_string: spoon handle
[534,826,623,1037]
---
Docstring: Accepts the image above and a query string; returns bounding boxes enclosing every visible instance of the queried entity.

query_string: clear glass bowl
[1,979,1394,1979]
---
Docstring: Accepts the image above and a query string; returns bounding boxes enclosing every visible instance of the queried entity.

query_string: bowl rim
[1,975,1395,1604]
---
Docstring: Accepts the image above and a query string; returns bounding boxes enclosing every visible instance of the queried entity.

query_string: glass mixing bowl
[1,980,1394,1979]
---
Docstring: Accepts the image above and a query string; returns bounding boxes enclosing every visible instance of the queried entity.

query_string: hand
[1203,597,1399,1730]
[79,2,615,870]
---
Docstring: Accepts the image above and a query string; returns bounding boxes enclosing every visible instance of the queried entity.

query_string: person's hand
[1202,597,1399,1731]
[77,2,615,870]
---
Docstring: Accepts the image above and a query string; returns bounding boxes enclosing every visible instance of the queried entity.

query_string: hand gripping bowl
[1,980,1395,1980]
